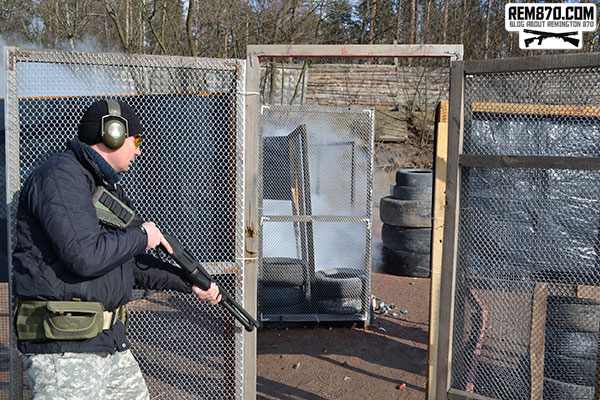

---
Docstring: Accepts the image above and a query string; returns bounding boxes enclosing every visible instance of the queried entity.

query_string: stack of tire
[380,169,433,278]
[313,268,365,315]
[543,296,600,400]
[260,258,309,315]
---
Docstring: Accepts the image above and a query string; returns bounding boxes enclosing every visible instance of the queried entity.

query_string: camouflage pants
[23,350,150,400]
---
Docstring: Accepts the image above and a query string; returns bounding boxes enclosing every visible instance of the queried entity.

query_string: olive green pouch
[42,301,105,340]
[93,186,135,229]
[15,300,47,341]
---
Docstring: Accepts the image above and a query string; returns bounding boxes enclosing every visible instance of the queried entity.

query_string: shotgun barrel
[162,233,260,332]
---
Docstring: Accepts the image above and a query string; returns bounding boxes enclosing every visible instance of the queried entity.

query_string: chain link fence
[451,65,600,399]
[258,105,374,323]
[3,48,248,399]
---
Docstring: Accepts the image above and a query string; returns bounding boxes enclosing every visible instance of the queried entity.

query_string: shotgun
[162,233,260,332]
[523,29,579,48]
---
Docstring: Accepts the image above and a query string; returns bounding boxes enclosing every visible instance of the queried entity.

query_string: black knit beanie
[77,100,143,145]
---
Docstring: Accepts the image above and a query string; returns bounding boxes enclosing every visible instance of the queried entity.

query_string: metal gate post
[5,46,24,400]
[244,50,260,400]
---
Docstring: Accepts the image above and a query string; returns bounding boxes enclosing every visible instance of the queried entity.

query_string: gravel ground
[256,270,431,400]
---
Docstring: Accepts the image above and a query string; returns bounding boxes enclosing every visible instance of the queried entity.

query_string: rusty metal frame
[245,43,464,399]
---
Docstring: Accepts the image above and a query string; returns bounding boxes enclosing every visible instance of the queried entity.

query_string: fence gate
[258,105,375,323]
[436,53,600,400]
[3,48,250,399]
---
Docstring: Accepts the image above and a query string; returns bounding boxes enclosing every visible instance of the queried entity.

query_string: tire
[379,196,431,228]
[544,352,597,386]
[381,225,431,254]
[261,257,307,287]
[381,247,430,278]
[313,268,364,300]
[395,169,433,187]
[546,296,600,333]
[392,184,432,201]
[545,328,598,360]
[261,286,306,308]
[261,303,308,316]
[316,298,363,315]
[542,378,594,400]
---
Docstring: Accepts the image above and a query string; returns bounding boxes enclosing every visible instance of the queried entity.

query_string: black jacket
[13,138,191,354]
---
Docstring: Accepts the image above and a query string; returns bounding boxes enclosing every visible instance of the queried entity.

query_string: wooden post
[426,101,449,399]
[434,60,465,400]
[530,283,548,400]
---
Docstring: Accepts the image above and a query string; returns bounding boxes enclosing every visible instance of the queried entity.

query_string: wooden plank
[530,283,548,400]
[459,154,600,171]
[466,276,534,293]
[472,102,600,117]
[464,53,600,75]
[547,284,577,297]
[427,101,449,399]
[375,109,408,142]
[434,60,465,400]
[248,44,464,60]
[309,64,448,73]
[465,277,577,297]
[448,388,497,400]
[577,285,600,301]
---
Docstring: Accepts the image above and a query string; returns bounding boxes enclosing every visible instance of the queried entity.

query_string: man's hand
[142,221,173,254]
[192,282,222,305]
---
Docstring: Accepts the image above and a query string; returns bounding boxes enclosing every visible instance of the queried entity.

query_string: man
[12,99,220,399]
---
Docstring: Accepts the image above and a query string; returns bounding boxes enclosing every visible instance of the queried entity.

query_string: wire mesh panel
[4,48,247,399]
[258,105,374,323]
[450,63,600,399]
[0,98,7,399]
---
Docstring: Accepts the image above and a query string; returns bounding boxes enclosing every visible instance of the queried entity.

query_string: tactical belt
[15,299,128,342]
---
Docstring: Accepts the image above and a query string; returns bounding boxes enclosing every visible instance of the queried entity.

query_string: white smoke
[1,33,118,99]
[261,110,375,272]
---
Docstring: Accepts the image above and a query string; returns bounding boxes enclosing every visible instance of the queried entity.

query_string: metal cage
[258,105,375,323]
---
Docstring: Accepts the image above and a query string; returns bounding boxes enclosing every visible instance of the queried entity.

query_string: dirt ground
[256,273,431,400]
[256,138,434,400]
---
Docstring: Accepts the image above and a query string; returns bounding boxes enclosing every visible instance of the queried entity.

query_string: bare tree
[369,0,376,45]
[3,0,593,61]
[409,0,416,44]
[101,0,135,52]
[186,0,196,56]
[483,0,491,59]
[442,0,448,42]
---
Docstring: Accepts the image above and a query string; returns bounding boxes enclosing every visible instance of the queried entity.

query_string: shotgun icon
[524,29,579,48]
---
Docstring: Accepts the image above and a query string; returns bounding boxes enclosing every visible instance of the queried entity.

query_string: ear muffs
[101,99,129,149]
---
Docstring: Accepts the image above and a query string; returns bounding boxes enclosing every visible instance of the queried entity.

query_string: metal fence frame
[4,47,255,399]
[435,52,600,400]
[258,104,376,323]
[246,44,464,333]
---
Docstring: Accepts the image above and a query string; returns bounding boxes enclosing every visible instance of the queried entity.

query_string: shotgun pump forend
[162,233,260,332]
